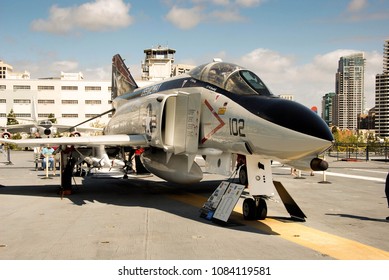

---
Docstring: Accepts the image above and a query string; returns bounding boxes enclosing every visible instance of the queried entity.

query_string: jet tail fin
[111,54,138,99]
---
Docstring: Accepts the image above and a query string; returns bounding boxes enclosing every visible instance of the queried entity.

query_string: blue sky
[1,0,389,110]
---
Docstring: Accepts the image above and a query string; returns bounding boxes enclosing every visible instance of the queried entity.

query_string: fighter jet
[0,98,101,138]
[2,54,333,221]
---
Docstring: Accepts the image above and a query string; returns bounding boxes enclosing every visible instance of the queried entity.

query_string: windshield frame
[188,62,274,97]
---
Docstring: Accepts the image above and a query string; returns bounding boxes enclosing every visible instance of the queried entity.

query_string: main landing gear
[242,196,267,220]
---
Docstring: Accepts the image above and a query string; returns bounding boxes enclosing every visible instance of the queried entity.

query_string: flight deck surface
[1,151,389,260]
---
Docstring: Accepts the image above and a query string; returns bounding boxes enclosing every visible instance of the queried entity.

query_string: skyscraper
[375,39,389,137]
[321,92,336,126]
[333,53,365,130]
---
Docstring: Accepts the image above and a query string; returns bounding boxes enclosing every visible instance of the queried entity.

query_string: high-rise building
[358,107,375,130]
[321,92,335,126]
[375,39,389,137]
[333,53,365,130]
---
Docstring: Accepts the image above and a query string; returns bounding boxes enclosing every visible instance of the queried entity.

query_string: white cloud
[235,0,264,8]
[210,9,245,22]
[165,5,204,29]
[165,0,265,29]
[347,0,368,13]
[11,59,81,79]
[240,48,294,73]
[51,60,79,72]
[209,0,230,6]
[31,0,133,34]
[236,48,382,111]
[84,66,111,80]
[343,0,389,22]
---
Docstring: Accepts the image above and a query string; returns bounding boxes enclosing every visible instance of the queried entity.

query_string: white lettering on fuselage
[206,85,217,91]
[140,83,162,97]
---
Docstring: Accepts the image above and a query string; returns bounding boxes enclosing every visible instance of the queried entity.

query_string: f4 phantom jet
[2,54,333,221]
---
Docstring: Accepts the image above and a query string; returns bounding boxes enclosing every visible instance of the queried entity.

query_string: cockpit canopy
[188,62,274,97]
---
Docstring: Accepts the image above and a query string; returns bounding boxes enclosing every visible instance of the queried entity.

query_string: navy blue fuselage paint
[118,77,333,142]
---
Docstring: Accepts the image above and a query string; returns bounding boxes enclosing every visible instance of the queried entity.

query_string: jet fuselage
[104,62,333,170]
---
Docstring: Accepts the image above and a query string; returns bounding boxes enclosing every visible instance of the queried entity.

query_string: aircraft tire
[243,198,256,220]
[1,133,11,139]
[239,165,248,186]
[255,198,267,220]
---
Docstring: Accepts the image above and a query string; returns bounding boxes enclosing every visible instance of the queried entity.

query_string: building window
[0,85,6,90]
[61,86,78,91]
[62,100,78,104]
[38,85,55,91]
[85,100,101,105]
[62,114,78,118]
[13,99,31,104]
[15,113,31,118]
[38,113,55,118]
[0,113,6,117]
[38,99,55,104]
[85,86,101,91]
[85,114,99,118]
[13,85,31,90]
[0,99,6,103]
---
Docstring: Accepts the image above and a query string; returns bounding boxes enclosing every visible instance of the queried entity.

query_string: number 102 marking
[229,118,245,137]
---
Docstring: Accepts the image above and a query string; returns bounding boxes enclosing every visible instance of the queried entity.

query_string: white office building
[0,65,112,128]
[1,47,193,130]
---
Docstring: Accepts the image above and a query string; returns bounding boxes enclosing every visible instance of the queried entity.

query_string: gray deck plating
[1,151,388,259]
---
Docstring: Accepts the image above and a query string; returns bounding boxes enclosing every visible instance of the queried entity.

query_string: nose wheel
[238,165,248,186]
[242,197,267,220]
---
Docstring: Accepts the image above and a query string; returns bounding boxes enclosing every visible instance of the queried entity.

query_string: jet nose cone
[247,97,333,142]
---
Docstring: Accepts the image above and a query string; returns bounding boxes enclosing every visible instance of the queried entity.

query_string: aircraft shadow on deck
[326,213,388,223]
[0,177,281,236]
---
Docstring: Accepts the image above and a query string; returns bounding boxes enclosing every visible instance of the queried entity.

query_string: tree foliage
[48,113,57,124]
[7,109,19,125]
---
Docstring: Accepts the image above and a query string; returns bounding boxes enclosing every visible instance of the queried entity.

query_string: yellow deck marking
[169,193,389,260]
[234,205,389,260]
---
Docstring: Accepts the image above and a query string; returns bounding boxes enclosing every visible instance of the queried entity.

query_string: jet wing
[1,134,149,147]
[1,123,103,134]
[53,124,103,133]
[1,123,36,133]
